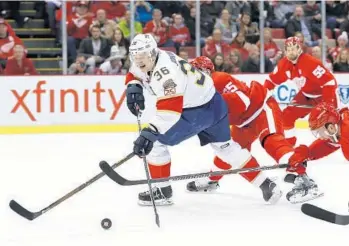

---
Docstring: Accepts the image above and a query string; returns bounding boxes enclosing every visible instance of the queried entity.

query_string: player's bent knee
[147,142,171,165]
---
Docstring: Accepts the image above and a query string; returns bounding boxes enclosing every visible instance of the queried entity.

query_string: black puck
[101,218,112,230]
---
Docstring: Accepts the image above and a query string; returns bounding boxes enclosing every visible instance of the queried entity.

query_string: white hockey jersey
[125,50,216,134]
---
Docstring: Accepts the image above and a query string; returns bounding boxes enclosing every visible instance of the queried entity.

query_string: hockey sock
[262,133,294,163]
[148,162,171,187]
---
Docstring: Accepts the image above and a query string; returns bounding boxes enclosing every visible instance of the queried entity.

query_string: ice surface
[1,130,349,246]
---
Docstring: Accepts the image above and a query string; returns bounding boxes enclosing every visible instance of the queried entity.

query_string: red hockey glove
[287,145,309,174]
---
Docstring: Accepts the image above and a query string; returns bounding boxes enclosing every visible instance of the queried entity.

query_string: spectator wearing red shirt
[203,28,231,60]
[230,31,250,61]
[91,0,126,21]
[256,28,283,65]
[0,18,24,69]
[329,31,348,61]
[67,1,94,62]
[169,14,191,51]
[5,45,37,75]
[143,9,173,47]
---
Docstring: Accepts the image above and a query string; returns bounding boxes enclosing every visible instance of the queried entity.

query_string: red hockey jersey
[212,71,268,127]
[265,53,337,106]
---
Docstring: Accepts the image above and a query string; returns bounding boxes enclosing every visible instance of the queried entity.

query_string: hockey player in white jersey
[125,34,282,206]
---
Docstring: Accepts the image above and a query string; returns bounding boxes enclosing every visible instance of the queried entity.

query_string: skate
[186,178,220,192]
[259,178,282,204]
[286,174,324,204]
[138,185,173,206]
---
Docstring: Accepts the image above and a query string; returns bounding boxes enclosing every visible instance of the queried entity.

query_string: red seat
[271,28,285,39]
[326,29,333,39]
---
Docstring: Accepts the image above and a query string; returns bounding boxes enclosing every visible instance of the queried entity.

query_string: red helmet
[309,102,340,130]
[190,56,215,74]
[284,36,302,50]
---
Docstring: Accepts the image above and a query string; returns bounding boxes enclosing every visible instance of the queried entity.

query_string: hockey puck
[101,218,112,230]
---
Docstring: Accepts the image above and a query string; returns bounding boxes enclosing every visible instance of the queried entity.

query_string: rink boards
[0,74,348,134]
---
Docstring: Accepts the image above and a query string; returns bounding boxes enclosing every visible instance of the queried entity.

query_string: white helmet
[129,34,159,72]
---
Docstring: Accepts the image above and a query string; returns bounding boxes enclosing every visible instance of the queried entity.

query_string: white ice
[1,130,349,246]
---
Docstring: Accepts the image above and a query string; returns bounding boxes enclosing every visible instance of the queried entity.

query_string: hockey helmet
[284,36,303,62]
[190,56,215,75]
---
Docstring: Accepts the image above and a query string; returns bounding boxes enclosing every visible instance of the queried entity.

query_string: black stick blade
[99,161,128,185]
[9,200,37,221]
[301,203,349,225]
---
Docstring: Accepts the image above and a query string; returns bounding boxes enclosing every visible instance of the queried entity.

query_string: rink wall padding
[0,74,346,134]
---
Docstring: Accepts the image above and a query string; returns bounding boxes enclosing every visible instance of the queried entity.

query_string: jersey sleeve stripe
[156,96,183,114]
[322,79,336,87]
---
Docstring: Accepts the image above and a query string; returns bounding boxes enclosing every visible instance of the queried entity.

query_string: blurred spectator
[143,9,171,47]
[285,5,320,44]
[270,1,295,28]
[97,46,125,75]
[329,31,348,61]
[257,28,282,65]
[169,14,191,50]
[201,1,225,20]
[225,1,251,22]
[230,31,250,61]
[225,49,242,74]
[78,25,113,71]
[326,0,348,31]
[311,46,333,72]
[112,28,130,60]
[333,49,349,72]
[302,1,322,39]
[45,0,61,37]
[4,45,37,75]
[213,53,232,72]
[0,18,24,68]
[241,45,273,73]
[91,9,118,39]
[237,12,259,44]
[135,1,153,26]
[119,10,143,40]
[68,55,94,75]
[151,1,183,20]
[214,9,238,44]
[178,47,189,61]
[249,1,274,26]
[0,63,3,75]
[185,7,209,45]
[67,1,94,62]
[91,0,126,21]
[181,0,195,21]
[203,28,231,60]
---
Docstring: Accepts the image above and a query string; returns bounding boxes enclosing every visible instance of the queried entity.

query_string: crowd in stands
[2,0,349,75]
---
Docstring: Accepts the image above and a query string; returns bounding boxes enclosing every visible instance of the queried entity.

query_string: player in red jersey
[186,56,323,203]
[307,102,349,162]
[264,37,338,146]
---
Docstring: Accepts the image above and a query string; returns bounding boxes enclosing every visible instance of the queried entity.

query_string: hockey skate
[259,178,282,204]
[286,174,324,204]
[138,185,173,206]
[186,178,220,192]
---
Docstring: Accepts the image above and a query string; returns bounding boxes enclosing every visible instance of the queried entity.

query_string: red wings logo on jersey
[293,76,306,89]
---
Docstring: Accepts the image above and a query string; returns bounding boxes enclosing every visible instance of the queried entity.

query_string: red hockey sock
[239,157,261,183]
[263,133,294,163]
[209,156,232,181]
[148,162,171,179]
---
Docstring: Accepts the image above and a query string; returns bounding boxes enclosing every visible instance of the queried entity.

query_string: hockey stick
[135,112,160,227]
[100,161,289,186]
[9,152,135,221]
[278,102,313,109]
[301,203,349,225]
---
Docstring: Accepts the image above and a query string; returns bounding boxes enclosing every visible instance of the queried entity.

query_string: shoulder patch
[163,79,177,96]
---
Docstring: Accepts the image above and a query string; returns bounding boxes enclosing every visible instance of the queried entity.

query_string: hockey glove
[287,145,309,174]
[126,84,145,116]
[133,126,159,157]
